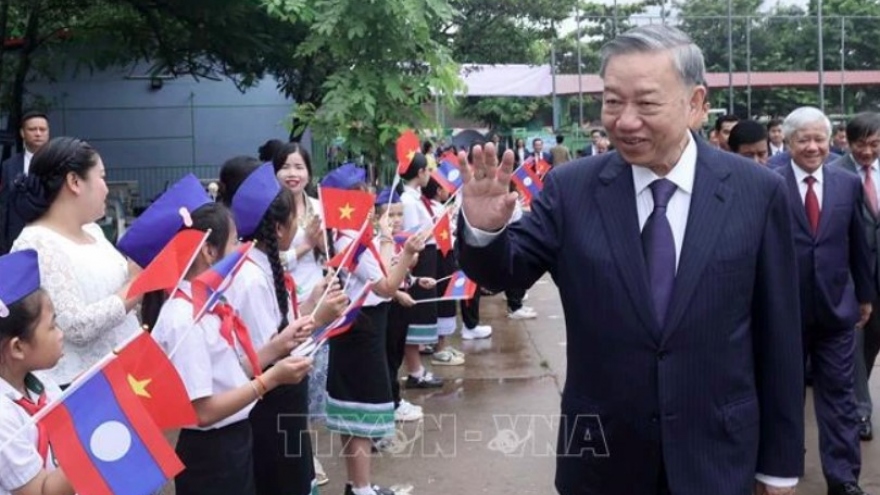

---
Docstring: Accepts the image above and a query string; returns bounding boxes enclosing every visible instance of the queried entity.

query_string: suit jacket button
[657,351,667,360]
[651,414,659,423]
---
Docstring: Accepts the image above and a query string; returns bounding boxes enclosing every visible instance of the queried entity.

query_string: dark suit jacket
[777,163,875,329]
[458,141,804,495]
[832,154,880,294]
[0,153,25,254]
[527,150,553,165]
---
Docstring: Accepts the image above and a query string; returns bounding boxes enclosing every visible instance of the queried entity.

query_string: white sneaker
[462,325,493,340]
[508,307,538,320]
[395,400,424,422]
[519,306,537,316]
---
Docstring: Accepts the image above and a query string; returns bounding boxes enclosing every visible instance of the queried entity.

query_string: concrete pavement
[316,275,880,494]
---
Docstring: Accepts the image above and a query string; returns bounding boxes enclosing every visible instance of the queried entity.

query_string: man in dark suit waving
[777,107,875,495]
[0,111,50,253]
[456,25,804,495]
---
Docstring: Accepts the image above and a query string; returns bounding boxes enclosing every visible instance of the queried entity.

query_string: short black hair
[835,123,848,134]
[846,112,880,144]
[20,111,48,128]
[715,114,740,132]
[727,119,768,153]
[556,134,564,144]
[766,118,783,130]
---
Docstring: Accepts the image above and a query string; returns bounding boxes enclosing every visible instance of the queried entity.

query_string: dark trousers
[387,301,410,408]
[461,289,481,330]
[176,420,255,495]
[804,323,862,485]
[506,287,526,312]
[862,298,880,379]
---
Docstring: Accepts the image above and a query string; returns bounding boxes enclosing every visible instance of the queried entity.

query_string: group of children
[0,139,489,495]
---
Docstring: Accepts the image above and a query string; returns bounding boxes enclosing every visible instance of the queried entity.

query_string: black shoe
[859,417,873,441]
[405,371,443,389]
[419,344,435,356]
[828,482,870,495]
[344,483,395,495]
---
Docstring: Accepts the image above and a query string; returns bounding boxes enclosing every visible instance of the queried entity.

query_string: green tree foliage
[264,0,461,177]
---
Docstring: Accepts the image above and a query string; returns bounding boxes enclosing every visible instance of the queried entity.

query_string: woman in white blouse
[10,137,141,386]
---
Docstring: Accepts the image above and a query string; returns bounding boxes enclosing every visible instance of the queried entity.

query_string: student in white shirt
[0,249,73,495]
[398,153,445,389]
[222,161,346,495]
[323,171,426,495]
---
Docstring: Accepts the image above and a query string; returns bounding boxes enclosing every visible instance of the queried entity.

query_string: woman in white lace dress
[9,137,141,386]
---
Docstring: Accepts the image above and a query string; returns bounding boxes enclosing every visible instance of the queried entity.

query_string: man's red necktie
[805,176,821,235]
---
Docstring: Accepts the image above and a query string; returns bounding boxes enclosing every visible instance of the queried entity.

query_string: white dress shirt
[770,144,785,156]
[791,161,824,209]
[22,150,33,175]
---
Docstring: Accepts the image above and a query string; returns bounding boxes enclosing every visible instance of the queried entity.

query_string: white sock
[409,366,425,379]
[351,485,376,495]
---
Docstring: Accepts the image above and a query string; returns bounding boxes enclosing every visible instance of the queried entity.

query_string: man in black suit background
[830,111,880,443]
[0,111,50,253]
[457,25,803,495]
[776,106,875,495]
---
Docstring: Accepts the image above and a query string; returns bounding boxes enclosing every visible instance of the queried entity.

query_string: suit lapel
[661,147,733,341]
[595,155,660,341]
[780,164,813,236]
[816,166,838,240]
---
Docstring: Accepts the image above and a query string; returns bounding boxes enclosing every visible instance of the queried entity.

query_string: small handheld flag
[511,164,544,206]
[41,358,184,495]
[127,230,208,299]
[433,212,453,257]
[431,160,463,195]
[114,331,197,429]
[320,187,375,231]
[414,271,476,304]
[192,242,254,320]
[396,130,420,175]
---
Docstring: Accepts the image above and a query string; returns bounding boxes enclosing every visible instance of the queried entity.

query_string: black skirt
[407,245,438,344]
[175,420,255,495]
[249,380,315,495]
[326,303,395,438]
[435,249,458,319]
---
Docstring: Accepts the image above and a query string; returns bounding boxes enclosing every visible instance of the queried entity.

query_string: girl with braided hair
[222,162,346,495]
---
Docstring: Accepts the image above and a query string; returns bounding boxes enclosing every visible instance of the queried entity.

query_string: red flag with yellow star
[321,187,375,230]
[113,331,197,429]
[397,130,420,175]
[433,211,453,256]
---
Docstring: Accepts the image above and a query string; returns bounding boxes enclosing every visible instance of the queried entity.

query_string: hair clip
[179,207,193,228]
[0,299,8,318]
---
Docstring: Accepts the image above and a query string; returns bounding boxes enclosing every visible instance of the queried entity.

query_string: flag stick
[309,219,369,318]
[316,186,331,259]
[412,296,474,304]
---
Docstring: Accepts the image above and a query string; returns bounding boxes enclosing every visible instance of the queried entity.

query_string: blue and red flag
[431,160,463,195]
[511,164,544,206]
[192,241,254,320]
[313,282,374,341]
[327,223,386,276]
[40,358,184,495]
[442,271,477,300]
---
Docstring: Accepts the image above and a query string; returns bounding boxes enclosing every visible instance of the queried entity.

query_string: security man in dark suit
[0,111,49,253]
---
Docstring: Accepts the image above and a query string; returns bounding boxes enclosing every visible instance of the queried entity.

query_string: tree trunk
[5,1,42,155]
[0,0,11,160]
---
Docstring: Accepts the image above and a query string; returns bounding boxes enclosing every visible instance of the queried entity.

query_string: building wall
[27,66,295,205]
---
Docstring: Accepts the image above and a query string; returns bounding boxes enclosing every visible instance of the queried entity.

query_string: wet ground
[316,275,880,495]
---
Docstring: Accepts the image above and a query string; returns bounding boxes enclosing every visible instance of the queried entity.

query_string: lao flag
[41,359,184,495]
[327,223,382,275]
[314,282,374,341]
[114,332,198,429]
[443,271,477,300]
[431,160,463,194]
[192,242,254,320]
[511,164,544,205]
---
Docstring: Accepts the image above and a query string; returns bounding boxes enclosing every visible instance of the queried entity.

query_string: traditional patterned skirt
[326,303,395,439]
[406,245,438,345]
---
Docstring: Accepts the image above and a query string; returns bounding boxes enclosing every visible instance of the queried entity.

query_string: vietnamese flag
[396,130,420,175]
[114,332,197,429]
[127,230,208,299]
[320,187,375,230]
[433,212,453,256]
[41,358,184,495]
